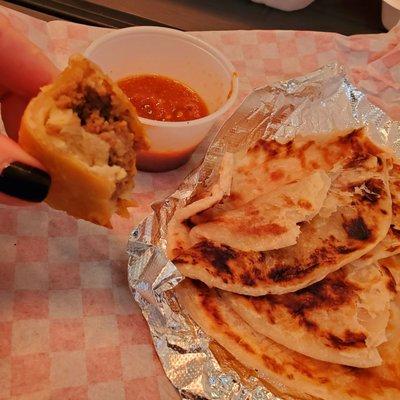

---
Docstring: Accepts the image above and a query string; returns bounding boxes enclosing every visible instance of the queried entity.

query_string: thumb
[0,135,51,205]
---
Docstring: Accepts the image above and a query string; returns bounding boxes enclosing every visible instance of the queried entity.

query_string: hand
[0,14,58,205]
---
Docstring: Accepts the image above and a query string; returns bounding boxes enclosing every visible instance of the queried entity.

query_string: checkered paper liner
[0,5,400,399]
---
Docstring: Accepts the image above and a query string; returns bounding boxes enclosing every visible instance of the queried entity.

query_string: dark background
[3,0,385,34]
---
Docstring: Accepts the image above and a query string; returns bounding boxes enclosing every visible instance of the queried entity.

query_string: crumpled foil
[127,63,400,400]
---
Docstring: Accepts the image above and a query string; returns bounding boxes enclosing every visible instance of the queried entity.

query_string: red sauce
[118,74,209,122]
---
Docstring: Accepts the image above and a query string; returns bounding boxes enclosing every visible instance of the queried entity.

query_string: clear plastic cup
[84,26,238,172]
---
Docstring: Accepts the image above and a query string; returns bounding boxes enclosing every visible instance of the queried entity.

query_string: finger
[0,14,58,98]
[0,135,51,205]
[1,93,29,141]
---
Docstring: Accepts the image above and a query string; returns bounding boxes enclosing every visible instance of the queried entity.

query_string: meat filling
[54,83,136,198]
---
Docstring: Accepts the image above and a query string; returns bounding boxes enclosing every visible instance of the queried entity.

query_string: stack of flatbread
[167,128,400,400]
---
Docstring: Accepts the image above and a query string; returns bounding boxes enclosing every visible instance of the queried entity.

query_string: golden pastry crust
[19,55,148,227]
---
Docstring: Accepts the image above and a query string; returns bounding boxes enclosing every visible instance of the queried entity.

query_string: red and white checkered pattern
[0,201,174,400]
[1,4,400,399]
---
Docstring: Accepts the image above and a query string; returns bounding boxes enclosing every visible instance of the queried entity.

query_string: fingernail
[0,161,51,202]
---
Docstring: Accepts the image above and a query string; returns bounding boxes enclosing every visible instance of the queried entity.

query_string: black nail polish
[0,162,51,202]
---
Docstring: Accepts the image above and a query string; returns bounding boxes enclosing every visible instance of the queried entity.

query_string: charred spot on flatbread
[342,217,372,241]
[381,266,397,293]
[327,331,367,349]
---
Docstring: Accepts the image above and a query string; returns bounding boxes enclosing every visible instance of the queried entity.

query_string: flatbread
[222,262,395,368]
[359,162,400,264]
[173,131,392,295]
[176,279,400,400]
[167,153,233,259]
[189,170,331,252]
[379,255,400,292]
[228,129,384,208]
[188,129,373,225]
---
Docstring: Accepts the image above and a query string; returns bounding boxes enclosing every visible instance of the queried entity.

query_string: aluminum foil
[127,63,400,400]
